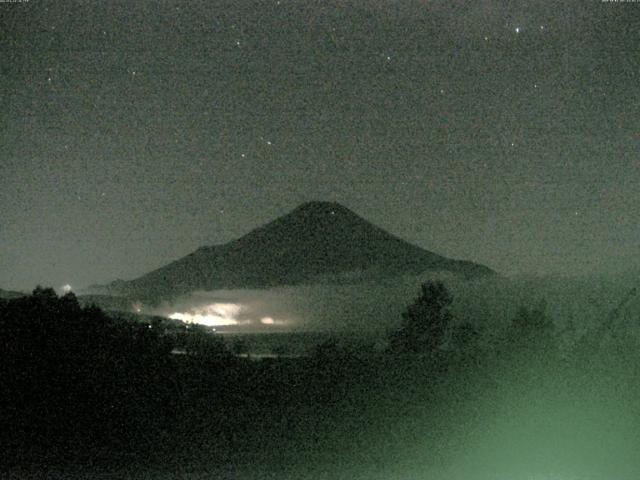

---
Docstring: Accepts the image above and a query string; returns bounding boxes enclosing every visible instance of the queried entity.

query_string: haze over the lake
[2,0,639,291]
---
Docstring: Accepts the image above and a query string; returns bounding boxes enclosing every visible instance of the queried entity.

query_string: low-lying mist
[6,276,640,479]
[150,272,640,343]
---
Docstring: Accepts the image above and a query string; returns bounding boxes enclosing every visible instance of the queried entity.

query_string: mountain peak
[237,201,381,249]
[290,201,355,219]
[295,200,348,212]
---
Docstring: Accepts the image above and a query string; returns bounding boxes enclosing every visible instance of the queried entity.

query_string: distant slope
[0,288,26,300]
[101,201,496,303]
[77,294,137,312]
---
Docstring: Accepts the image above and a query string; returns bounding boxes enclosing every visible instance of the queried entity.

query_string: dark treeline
[0,287,178,466]
[2,283,640,478]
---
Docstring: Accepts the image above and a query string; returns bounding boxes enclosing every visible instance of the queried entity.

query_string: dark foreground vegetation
[2,284,640,479]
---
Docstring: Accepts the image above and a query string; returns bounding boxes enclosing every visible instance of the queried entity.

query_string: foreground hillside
[3,287,640,479]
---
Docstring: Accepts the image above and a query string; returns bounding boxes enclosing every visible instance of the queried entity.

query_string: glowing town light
[169,303,242,327]
[260,316,289,326]
[61,284,72,293]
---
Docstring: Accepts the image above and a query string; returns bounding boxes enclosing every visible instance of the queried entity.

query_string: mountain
[0,288,26,300]
[76,294,138,312]
[100,201,496,303]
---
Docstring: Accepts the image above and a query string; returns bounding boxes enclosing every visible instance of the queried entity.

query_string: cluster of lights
[166,303,288,328]
[169,303,242,327]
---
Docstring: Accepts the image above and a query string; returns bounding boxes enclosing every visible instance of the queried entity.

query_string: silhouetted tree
[505,305,555,351]
[450,322,481,352]
[0,288,179,465]
[498,304,558,382]
[389,281,453,354]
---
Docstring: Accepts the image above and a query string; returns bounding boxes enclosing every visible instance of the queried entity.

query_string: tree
[390,281,453,354]
[505,305,555,351]
[450,322,481,352]
[499,304,558,379]
[0,288,179,463]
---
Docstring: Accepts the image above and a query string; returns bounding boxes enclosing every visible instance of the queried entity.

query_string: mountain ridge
[96,201,496,303]
[0,288,26,300]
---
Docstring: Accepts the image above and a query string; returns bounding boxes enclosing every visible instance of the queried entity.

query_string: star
[515,27,521,34]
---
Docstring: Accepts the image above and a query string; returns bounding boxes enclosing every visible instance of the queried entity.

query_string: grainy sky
[1,0,639,291]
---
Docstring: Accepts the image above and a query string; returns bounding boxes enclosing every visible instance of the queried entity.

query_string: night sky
[2,0,639,291]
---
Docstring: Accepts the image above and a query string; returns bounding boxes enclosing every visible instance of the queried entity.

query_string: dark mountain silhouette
[76,294,138,312]
[99,201,496,303]
[0,288,25,300]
